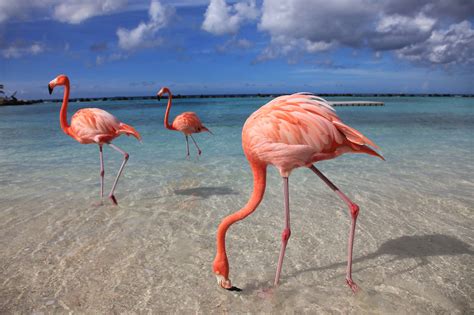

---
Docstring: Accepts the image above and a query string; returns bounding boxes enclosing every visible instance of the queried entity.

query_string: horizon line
[11,92,474,102]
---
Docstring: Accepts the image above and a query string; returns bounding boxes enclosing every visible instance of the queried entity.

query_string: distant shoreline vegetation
[1,93,473,107]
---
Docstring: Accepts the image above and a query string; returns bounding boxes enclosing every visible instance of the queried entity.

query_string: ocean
[0,96,473,313]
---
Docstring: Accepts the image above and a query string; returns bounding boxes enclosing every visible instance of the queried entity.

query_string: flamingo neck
[216,161,267,258]
[163,88,174,130]
[60,82,71,135]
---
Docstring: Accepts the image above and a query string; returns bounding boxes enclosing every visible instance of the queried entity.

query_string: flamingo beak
[48,84,53,95]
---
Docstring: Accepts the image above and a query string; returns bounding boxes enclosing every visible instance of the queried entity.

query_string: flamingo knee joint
[350,204,360,218]
[282,228,291,242]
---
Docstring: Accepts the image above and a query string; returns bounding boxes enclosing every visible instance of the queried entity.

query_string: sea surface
[0,96,473,313]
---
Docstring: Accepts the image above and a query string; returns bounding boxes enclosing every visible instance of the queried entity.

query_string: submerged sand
[1,97,473,313]
[0,157,472,314]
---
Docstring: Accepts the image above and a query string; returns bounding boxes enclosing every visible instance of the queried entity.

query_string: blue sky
[1,0,473,99]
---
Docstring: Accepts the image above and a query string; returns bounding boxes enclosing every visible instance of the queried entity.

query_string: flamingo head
[48,75,69,95]
[213,255,232,289]
[156,87,170,101]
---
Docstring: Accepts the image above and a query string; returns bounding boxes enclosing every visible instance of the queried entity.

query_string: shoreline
[1,93,473,107]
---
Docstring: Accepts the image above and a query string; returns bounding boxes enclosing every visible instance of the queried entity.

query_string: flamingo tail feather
[119,123,141,141]
[203,126,213,135]
[355,144,385,160]
[333,121,380,149]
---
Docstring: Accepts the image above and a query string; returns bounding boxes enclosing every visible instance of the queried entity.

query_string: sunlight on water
[0,97,473,313]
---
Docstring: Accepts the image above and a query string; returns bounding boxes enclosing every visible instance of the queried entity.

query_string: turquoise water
[0,96,473,313]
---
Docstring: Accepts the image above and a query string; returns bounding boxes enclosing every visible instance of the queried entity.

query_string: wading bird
[213,93,383,292]
[48,75,141,205]
[157,87,211,158]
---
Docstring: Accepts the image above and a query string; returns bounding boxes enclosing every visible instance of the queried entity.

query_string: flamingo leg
[99,144,104,198]
[309,165,359,292]
[274,176,291,286]
[107,143,129,206]
[185,135,190,159]
[190,135,202,156]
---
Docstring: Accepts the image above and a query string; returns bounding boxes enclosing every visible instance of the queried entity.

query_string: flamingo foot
[346,278,359,293]
[109,194,118,206]
[215,274,232,289]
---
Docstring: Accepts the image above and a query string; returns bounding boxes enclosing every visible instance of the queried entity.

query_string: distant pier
[328,101,384,107]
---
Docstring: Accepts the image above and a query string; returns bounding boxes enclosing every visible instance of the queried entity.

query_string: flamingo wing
[244,94,342,150]
[172,112,204,134]
[70,108,121,144]
[243,93,381,174]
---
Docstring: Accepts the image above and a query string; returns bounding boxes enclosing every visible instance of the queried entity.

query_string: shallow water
[0,96,473,313]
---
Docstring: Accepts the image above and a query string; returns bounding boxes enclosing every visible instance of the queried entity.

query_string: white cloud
[376,13,435,34]
[53,0,127,24]
[0,0,129,24]
[369,13,436,50]
[117,0,174,50]
[2,42,45,58]
[0,0,49,23]
[256,0,473,67]
[257,0,372,61]
[202,0,259,35]
[396,20,474,65]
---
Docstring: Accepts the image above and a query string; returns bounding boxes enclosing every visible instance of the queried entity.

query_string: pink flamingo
[213,93,383,292]
[156,87,212,158]
[48,74,141,205]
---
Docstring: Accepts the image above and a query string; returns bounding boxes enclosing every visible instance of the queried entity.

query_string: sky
[1,0,473,99]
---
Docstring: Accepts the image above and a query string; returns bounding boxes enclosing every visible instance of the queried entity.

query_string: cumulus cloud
[255,0,474,66]
[396,20,474,65]
[2,41,45,58]
[202,0,259,35]
[383,0,474,21]
[369,13,436,50]
[0,0,47,23]
[53,0,127,24]
[259,0,373,48]
[116,0,174,51]
[0,0,128,24]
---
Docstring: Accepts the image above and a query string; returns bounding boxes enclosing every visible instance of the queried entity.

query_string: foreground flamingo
[156,87,211,158]
[213,93,383,292]
[48,74,141,205]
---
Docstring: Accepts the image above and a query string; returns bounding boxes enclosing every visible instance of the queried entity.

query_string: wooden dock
[328,101,384,106]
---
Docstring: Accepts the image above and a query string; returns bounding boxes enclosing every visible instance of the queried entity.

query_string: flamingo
[48,74,141,205]
[213,93,384,292]
[156,87,211,158]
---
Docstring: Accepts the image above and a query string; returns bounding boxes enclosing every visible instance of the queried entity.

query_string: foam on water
[0,96,473,313]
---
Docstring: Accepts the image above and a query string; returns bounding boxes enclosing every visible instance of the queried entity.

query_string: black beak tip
[48,85,53,95]
[226,286,242,292]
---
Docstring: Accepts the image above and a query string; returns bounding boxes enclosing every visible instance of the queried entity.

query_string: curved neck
[163,88,173,130]
[60,82,71,134]
[216,161,267,256]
